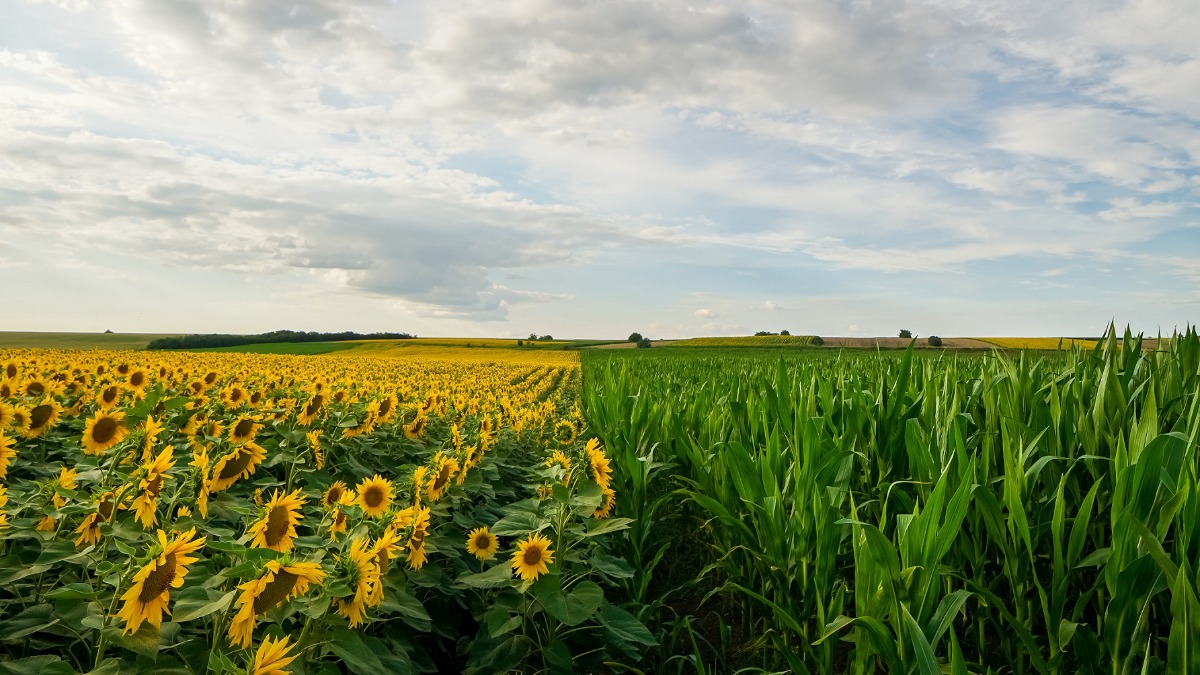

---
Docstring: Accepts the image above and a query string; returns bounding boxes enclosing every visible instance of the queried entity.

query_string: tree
[628,332,643,343]
[899,329,913,339]
[636,337,652,348]
[927,335,943,347]
[780,329,790,336]
[529,333,538,340]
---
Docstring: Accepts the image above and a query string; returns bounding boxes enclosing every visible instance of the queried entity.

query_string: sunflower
[176,505,191,519]
[466,527,499,561]
[0,379,14,399]
[96,383,122,409]
[403,414,426,439]
[227,560,325,648]
[335,537,379,628]
[191,447,211,518]
[81,410,128,455]
[7,406,30,436]
[139,415,164,460]
[21,377,48,398]
[355,474,393,518]
[0,402,15,430]
[411,466,427,505]
[457,445,478,486]
[1,360,16,380]
[209,442,267,492]
[328,507,349,539]
[297,393,325,426]
[221,384,247,408]
[586,438,612,490]
[341,404,378,439]
[251,634,298,675]
[0,433,16,479]
[74,492,116,547]
[389,506,415,530]
[306,430,323,469]
[554,419,578,446]
[425,454,459,502]
[367,528,403,606]
[511,533,554,582]
[127,368,149,392]
[594,485,617,519]
[406,506,431,570]
[376,394,399,424]
[24,399,63,439]
[115,528,207,634]
[0,485,8,531]
[226,416,261,446]
[322,481,351,510]
[247,489,305,553]
[545,450,572,485]
[131,447,176,528]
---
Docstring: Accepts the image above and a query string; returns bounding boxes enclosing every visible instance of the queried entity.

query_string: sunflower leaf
[459,563,514,589]
[171,589,235,623]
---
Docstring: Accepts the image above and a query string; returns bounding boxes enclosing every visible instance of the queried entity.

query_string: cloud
[694,308,719,318]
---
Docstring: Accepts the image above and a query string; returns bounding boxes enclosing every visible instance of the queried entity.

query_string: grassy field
[192,341,362,355]
[0,331,183,350]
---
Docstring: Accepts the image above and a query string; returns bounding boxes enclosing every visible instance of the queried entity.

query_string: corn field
[582,326,1200,674]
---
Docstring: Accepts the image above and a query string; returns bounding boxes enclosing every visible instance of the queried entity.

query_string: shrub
[898,329,913,339]
[636,338,652,349]
[628,332,644,343]
[780,329,790,336]
[927,335,943,347]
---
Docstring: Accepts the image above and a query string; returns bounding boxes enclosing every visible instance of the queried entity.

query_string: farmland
[3,328,1200,674]
[0,346,647,674]
[582,328,1200,673]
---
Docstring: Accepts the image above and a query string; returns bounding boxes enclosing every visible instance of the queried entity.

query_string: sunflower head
[466,527,499,561]
[323,481,351,509]
[82,410,128,455]
[25,399,63,439]
[355,475,394,518]
[511,533,554,582]
[248,489,306,553]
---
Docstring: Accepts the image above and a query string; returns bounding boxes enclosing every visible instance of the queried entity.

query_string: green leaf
[101,622,162,658]
[485,606,522,638]
[535,578,605,626]
[583,517,633,538]
[0,604,58,641]
[46,582,100,601]
[459,563,514,589]
[598,604,658,647]
[172,590,236,623]
[0,656,66,675]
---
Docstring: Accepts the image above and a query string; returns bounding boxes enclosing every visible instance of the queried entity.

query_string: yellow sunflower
[115,528,207,634]
[0,401,15,430]
[227,560,325,648]
[511,533,554,582]
[306,430,323,469]
[389,506,415,530]
[0,433,16,479]
[96,383,122,409]
[376,394,399,424]
[586,438,612,490]
[81,410,128,456]
[341,404,378,439]
[7,405,31,436]
[127,368,149,392]
[545,450,572,485]
[20,376,49,398]
[297,393,325,426]
[335,537,379,629]
[355,474,393,518]
[209,442,267,492]
[191,447,211,518]
[466,527,499,561]
[131,447,176,529]
[24,399,63,439]
[74,492,116,547]
[367,528,403,606]
[251,634,298,675]
[328,507,349,539]
[411,466,427,505]
[247,489,305,553]
[425,454,459,502]
[227,416,262,446]
[406,506,431,570]
[403,414,426,439]
[139,415,164,460]
[1,360,16,380]
[322,481,351,510]
[595,485,617,519]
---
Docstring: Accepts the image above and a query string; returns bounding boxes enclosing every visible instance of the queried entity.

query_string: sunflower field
[0,348,653,674]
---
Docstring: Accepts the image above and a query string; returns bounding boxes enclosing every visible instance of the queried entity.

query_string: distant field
[0,331,182,350]
[671,335,822,347]
[191,341,362,355]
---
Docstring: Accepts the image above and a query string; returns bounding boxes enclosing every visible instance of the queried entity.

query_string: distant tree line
[146,330,416,350]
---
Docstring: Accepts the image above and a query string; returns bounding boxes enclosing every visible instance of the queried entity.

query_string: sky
[1,0,1198,339]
